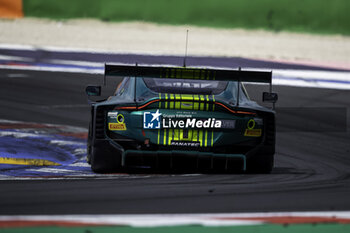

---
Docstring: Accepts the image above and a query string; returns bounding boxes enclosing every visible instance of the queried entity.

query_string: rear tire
[90,145,122,173]
[86,122,92,164]
[246,153,274,174]
[86,141,92,164]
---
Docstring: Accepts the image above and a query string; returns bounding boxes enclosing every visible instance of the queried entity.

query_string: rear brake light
[115,99,160,110]
[215,102,256,115]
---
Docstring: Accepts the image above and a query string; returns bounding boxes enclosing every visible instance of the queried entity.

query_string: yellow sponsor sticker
[244,129,262,137]
[109,123,126,131]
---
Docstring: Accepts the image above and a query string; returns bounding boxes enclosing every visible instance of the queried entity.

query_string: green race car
[86,64,277,173]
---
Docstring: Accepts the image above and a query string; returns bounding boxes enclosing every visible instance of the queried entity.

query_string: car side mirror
[263,92,278,103]
[86,86,101,96]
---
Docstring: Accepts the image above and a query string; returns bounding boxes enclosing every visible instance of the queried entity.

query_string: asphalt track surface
[0,68,349,215]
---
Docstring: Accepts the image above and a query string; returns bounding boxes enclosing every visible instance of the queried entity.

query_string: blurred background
[1,0,349,68]
[2,0,349,34]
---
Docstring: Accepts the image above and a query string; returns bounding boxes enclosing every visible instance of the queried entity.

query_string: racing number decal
[156,94,216,147]
[158,94,216,111]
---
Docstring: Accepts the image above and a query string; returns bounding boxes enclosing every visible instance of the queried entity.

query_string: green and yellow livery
[86,64,277,174]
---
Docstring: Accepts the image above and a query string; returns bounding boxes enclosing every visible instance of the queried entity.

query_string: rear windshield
[143,78,228,95]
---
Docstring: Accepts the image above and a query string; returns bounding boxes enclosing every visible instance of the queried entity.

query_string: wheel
[246,153,274,174]
[86,121,92,164]
[90,144,122,173]
[86,141,92,164]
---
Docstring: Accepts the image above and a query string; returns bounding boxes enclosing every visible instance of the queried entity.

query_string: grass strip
[1,223,350,233]
[23,0,350,35]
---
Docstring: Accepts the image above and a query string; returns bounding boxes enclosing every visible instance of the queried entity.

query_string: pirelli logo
[108,123,126,131]
[244,129,262,137]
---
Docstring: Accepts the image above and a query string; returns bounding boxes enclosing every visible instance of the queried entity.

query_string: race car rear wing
[86,64,277,108]
[103,63,277,108]
[104,64,272,83]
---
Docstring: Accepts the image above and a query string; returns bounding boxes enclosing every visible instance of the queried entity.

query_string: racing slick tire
[90,143,122,173]
[86,122,92,164]
[86,141,92,164]
[246,153,274,174]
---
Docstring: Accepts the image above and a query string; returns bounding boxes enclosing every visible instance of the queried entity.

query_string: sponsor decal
[108,112,125,123]
[245,118,261,136]
[247,119,256,130]
[253,118,263,125]
[143,110,222,129]
[108,111,119,118]
[143,110,162,129]
[163,118,222,129]
[244,129,262,137]
[109,123,126,131]
[221,120,236,129]
[116,114,125,123]
[162,112,195,118]
[108,113,126,131]
[170,141,200,147]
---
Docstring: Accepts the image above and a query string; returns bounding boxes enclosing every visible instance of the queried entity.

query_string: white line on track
[1,61,350,89]
[46,59,104,67]
[0,131,41,138]
[25,167,83,174]
[0,54,33,62]
[0,43,173,56]
[50,140,85,146]
[69,162,90,167]
[73,148,87,155]
[0,64,104,74]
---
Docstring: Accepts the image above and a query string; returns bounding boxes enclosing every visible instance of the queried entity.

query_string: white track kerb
[0,211,350,227]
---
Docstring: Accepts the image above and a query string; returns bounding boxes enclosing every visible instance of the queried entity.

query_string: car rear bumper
[123,149,246,172]
[94,137,272,172]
